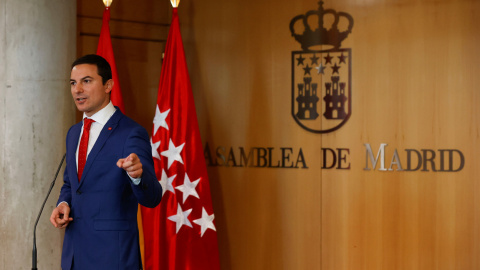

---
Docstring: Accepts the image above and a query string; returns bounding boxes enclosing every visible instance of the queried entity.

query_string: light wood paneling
[178,0,480,269]
[77,0,480,269]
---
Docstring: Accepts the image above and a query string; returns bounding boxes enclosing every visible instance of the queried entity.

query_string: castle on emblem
[323,77,347,119]
[296,77,320,120]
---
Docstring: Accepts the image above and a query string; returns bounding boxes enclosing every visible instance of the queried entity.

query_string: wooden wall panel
[77,0,479,269]
[317,1,480,269]
[178,0,480,269]
[179,1,324,269]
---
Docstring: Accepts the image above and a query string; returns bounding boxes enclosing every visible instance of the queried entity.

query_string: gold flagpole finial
[103,0,113,7]
[170,0,180,8]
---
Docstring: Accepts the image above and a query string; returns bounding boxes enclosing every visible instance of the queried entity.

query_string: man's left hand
[117,153,143,179]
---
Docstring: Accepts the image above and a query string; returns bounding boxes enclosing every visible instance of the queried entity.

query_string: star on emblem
[303,64,312,76]
[296,54,305,66]
[315,63,326,74]
[150,138,161,160]
[175,173,200,203]
[331,63,341,74]
[161,139,185,169]
[167,203,193,233]
[324,53,333,64]
[153,106,170,135]
[310,53,319,65]
[159,169,176,196]
[338,53,347,64]
[193,207,216,237]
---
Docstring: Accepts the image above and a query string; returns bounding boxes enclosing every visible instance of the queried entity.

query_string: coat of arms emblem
[290,1,354,133]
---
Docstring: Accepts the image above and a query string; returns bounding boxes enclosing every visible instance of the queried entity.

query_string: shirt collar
[83,101,116,126]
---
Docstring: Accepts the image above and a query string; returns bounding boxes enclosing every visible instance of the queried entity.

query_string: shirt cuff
[128,173,141,185]
[57,201,69,207]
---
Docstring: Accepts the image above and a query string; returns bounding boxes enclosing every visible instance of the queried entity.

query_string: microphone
[32,153,66,270]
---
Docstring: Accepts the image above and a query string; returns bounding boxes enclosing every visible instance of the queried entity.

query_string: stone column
[0,1,76,269]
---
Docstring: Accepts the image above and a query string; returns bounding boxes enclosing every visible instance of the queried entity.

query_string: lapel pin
[108,127,112,130]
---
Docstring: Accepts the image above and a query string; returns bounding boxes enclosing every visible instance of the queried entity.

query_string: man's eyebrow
[70,76,94,82]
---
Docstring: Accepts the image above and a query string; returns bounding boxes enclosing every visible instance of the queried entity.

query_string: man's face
[70,64,113,117]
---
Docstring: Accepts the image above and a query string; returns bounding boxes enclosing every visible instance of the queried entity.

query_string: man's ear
[104,79,114,94]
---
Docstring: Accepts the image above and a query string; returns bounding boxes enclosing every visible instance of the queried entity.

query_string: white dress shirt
[76,101,116,167]
[77,101,140,185]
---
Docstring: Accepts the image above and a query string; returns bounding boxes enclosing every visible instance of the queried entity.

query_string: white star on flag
[167,203,193,234]
[159,169,176,196]
[150,138,161,160]
[161,139,185,169]
[175,173,200,203]
[153,106,170,135]
[193,207,216,237]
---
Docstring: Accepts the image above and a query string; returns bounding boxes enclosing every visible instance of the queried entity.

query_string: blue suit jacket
[57,109,162,270]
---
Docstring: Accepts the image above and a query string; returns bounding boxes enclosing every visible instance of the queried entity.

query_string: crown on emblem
[290,1,354,51]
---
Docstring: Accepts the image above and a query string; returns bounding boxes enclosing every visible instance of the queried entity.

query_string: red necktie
[78,118,95,181]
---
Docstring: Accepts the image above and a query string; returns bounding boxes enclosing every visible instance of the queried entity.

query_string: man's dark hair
[71,54,112,85]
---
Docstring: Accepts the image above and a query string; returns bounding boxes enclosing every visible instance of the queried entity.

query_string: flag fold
[96,7,125,111]
[142,8,221,270]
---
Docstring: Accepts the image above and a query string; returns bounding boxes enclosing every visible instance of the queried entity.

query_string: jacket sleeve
[57,128,73,206]
[123,125,162,208]
[57,166,72,206]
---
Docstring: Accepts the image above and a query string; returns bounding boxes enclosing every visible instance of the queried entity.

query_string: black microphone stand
[32,153,66,270]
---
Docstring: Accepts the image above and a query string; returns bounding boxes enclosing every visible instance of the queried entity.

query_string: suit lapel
[67,123,82,190]
[78,109,123,186]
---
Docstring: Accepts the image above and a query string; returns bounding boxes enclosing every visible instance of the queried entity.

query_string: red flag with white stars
[141,8,221,270]
[96,6,125,112]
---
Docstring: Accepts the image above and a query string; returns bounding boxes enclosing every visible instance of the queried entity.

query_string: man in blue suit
[50,54,162,269]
